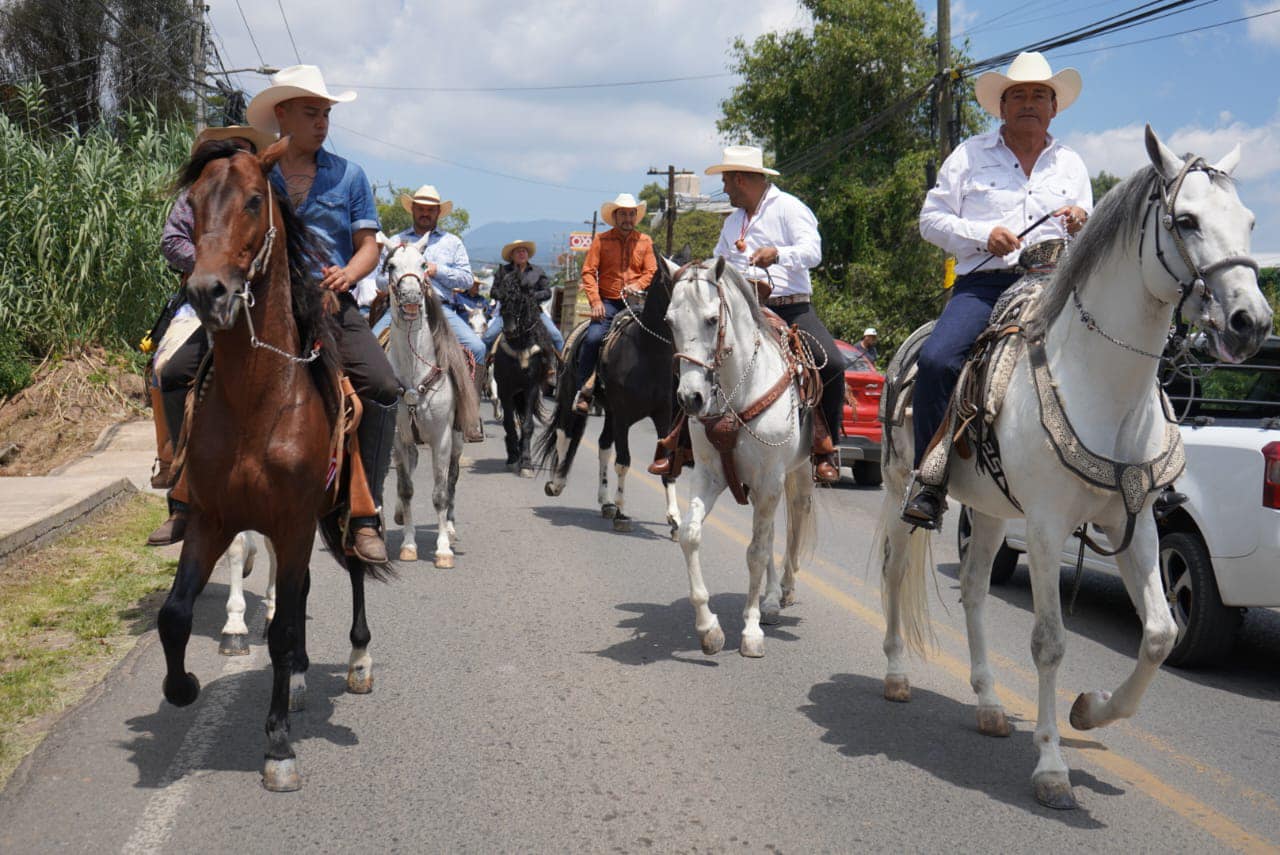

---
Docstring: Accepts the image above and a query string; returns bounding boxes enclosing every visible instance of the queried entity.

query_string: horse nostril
[210,281,227,301]
[1229,309,1254,335]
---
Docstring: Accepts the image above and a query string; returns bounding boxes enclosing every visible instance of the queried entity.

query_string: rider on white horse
[708,145,845,484]
[904,52,1092,528]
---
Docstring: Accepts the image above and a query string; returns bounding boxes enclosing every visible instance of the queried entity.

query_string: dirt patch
[0,348,148,477]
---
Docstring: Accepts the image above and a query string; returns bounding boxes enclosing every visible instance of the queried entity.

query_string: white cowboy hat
[974,52,1081,118]
[601,193,647,227]
[399,184,454,218]
[191,124,277,156]
[863,328,878,338]
[246,65,357,133]
[501,239,536,262]
[705,145,780,177]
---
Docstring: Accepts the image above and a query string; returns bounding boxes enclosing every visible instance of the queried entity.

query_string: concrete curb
[0,476,137,565]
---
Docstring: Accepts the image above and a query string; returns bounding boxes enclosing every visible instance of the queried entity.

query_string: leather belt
[764,294,810,308]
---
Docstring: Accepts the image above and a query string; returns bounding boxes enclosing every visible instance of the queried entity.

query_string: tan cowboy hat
[705,145,779,177]
[399,184,454,218]
[191,124,277,156]
[501,239,536,262]
[246,64,357,133]
[601,193,647,227]
[974,52,1081,118]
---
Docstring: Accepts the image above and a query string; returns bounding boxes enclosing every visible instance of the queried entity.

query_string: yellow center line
[608,460,1278,852]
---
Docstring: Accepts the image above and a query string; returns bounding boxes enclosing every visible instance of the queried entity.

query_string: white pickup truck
[959,335,1280,668]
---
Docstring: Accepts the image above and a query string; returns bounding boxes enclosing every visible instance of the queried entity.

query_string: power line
[1050,5,1280,57]
[958,0,1129,40]
[325,72,733,94]
[275,0,302,64]
[330,121,612,195]
[234,0,266,66]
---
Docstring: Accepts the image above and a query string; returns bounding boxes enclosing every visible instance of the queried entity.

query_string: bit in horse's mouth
[400,303,421,319]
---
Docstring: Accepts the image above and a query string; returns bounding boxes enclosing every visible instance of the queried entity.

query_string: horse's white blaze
[876,128,1271,807]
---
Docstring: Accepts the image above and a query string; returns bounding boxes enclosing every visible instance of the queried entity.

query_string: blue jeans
[576,299,624,389]
[483,311,564,351]
[912,271,1020,468]
[374,302,486,363]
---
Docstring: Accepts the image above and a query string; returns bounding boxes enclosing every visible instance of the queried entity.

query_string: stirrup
[900,471,947,531]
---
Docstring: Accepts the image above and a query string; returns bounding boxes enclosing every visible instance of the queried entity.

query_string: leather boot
[812,453,840,484]
[902,483,948,530]
[647,443,672,477]
[350,398,397,564]
[161,387,189,456]
[573,375,595,415]
[147,497,188,546]
[148,379,175,489]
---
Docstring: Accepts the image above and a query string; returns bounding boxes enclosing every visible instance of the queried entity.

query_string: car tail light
[1263,442,1280,508]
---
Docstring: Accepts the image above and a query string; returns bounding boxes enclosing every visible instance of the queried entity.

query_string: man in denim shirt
[247,65,399,564]
[379,185,486,366]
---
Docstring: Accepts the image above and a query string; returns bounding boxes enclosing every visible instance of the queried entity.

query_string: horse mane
[500,284,556,352]
[176,142,341,420]
[422,282,481,433]
[719,262,766,329]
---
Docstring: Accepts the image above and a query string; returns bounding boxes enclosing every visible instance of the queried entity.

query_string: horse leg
[1024,517,1078,809]
[219,532,255,655]
[960,508,1013,737]
[878,486,925,703]
[598,415,615,516]
[395,424,419,562]
[610,424,631,532]
[741,487,782,658]
[346,560,374,694]
[679,466,726,655]
[262,538,310,792]
[544,422,573,497]
[262,537,277,638]
[159,517,233,707]
[765,468,813,621]
[662,476,681,541]
[446,429,462,545]
[489,373,501,420]
[431,426,456,568]
[288,569,311,712]
[517,381,536,478]
[1069,515,1175,730]
[502,400,519,466]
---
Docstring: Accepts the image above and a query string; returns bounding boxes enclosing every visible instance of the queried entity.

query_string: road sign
[569,231,593,253]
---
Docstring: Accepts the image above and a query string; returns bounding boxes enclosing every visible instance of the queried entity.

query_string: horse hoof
[740,635,765,658]
[435,552,454,569]
[544,482,561,497]
[669,525,679,542]
[162,671,200,707]
[780,589,798,608]
[760,607,781,626]
[601,504,618,519]
[1069,690,1111,731]
[262,757,301,793]
[883,674,911,703]
[289,685,306,712]
[518,468,534,478]
[347,666,373,694]
[698,623,725,656]
[219,633,250,656]
[612,516,632,533]
[976,706,1012,737]
[399,545,418,562]
[1033,772,1078,810]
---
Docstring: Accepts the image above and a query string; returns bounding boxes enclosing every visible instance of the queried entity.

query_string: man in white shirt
[904,52,1092,528]
[709,146,845,483]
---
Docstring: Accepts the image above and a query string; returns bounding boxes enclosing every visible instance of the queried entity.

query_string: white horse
[877,126,1271,809]
[665,258,817,658]
[465,303,501,420]
[377,233,481,567]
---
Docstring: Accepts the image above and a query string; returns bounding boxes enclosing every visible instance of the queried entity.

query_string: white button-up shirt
[920,128,1092,275]
[714,184,822,298]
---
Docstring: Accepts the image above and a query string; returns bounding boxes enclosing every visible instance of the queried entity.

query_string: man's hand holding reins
[986,226,1022,257]
[749,246,779,267]
[590,302,606,321]
[320,265,355,292]
[1053,205,1089,235]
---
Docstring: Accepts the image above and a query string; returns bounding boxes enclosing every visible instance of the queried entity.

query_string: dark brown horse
[157,138,388,792]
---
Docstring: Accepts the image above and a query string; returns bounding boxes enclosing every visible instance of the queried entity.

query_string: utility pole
[192,0,207,132]
[647,165,693,256]
[588,210,598,238]
[937,0,952,164]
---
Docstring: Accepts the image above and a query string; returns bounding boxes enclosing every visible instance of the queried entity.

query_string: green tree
[1091,170,1121,204]
[718,0,982,348]
[375,185,469,237]
[639,209,724,260]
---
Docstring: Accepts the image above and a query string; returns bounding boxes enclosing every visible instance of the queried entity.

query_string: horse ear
[673,243,693,266]
[1144,124,1182,180]
[259,136,290,172]
[1213,143,1242,176]
[713,255,726,280]
[413,234,431,255]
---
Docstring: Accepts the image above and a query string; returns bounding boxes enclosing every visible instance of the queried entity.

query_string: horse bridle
[671,262,768,416]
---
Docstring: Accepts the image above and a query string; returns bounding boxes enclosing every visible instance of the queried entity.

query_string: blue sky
[207,0,1280,257]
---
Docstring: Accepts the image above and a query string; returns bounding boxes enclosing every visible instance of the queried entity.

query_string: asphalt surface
[2,416,1278,853]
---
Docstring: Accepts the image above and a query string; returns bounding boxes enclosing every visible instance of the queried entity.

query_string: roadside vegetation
[0,493,175,786]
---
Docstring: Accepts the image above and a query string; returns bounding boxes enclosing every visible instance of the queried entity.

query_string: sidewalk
[0,421,161,563]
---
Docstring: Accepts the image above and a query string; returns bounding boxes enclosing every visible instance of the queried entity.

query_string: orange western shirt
[579,228,656,306]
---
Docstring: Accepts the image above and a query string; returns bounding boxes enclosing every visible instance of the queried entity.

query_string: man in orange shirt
[573,193,657,414]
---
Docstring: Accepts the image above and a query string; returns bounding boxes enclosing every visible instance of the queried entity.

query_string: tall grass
[0,85,192,359]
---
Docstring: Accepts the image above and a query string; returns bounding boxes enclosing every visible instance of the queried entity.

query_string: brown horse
[157,138,389,792]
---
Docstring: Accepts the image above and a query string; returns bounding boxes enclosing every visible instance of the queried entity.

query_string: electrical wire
[275,0,302,64]
[1050,6,1280,57]
[325,72,733,93]
[234,0,266,66]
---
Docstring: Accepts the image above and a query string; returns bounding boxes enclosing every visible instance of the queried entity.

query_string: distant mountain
[462,219,583,270]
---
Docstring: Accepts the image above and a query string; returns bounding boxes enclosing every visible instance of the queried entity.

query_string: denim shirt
[389,226,473,305]
[269,148,379,273]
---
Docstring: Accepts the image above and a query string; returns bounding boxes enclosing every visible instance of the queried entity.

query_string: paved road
[2,417,1278,853]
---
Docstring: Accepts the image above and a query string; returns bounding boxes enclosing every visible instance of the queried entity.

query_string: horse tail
[448,353,481,436]
[786,469,819,567]
[317,510,398,583]
[872,493,936,658]
[534,330,588,471]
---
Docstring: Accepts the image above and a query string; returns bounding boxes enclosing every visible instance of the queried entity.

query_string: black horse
[537,247,683,537]
[492,283,557,477]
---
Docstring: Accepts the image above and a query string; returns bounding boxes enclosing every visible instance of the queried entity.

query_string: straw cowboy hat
[246,64,357,133]
[705,145,779,177]
[399,185,454,218]
[974,52,1081,118]
[501,239,536,262]
[191,124,276,155]
[601,193,647,227]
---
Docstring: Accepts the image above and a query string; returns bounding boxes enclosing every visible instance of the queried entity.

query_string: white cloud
[1245,1,1280,46]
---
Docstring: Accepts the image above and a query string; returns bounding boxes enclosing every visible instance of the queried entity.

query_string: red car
[834,339,883,486]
